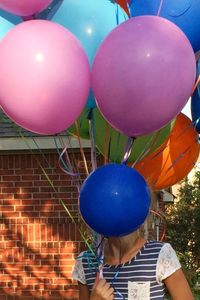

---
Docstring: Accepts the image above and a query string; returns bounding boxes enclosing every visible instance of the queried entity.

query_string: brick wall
[0,150,90,299]
[0,149,165,299]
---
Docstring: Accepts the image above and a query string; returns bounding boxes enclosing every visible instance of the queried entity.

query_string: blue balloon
[191,88,200,133]
[0,16,15,40]
[80,163,151,237]
[0,9,22,25]
[130,0,200,52]
[192,61,200,133]
[52,0,127,108]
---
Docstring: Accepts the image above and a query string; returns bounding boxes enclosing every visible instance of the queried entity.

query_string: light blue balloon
[0,16,15,40]
[0,9,22,25]
[52,0,128,108]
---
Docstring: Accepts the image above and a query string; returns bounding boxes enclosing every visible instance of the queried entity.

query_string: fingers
[91,275,114,300]
[93,272,100,288]
[104,285,114,299]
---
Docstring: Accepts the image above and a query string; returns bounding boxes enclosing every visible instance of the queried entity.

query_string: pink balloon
[0,0,52,17]
[0,20,90,135]
[92,16,196,137]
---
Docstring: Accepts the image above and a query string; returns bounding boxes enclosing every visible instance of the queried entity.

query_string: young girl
[72,229,194,300]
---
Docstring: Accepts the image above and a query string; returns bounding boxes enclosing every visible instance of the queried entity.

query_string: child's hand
[90,273,114,300]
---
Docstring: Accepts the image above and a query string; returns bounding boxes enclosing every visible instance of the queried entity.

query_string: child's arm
[78,282,90,300]
[164,268,194,300]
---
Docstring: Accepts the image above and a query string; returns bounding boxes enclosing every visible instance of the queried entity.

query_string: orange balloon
[135,113,200,190]
[116,0,130,15]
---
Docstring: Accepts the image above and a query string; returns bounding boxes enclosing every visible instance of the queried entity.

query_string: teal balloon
[0,16,15,40]
[52,0,127,108]
[0,9,22,25]
[36,0,63,20]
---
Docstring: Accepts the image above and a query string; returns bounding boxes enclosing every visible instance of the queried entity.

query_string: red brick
[0,170,14,175]
[21,175,40,181]
[0,206,14,212]
[16,205,34,212]
[2,212,20,218]
[1,187,19,194]
[0,193,14,200]
[15,181,32,188]
[0,182,14,188]
[2,175,21,181]
[14,193,32,199]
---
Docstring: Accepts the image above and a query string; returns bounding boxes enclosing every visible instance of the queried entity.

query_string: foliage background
[165,171,200,298]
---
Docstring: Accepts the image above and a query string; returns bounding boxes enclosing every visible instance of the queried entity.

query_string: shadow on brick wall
[0,151,92,299]
[0,216,82,299]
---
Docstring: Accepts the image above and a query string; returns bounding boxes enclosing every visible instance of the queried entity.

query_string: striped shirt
[72,241,181,300]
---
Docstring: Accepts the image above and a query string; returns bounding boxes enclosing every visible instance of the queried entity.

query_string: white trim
[0,136,91,151]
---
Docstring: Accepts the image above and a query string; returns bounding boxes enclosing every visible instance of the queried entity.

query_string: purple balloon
[92,16,196,137]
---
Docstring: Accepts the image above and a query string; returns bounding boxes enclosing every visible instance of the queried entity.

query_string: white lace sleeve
[156,243,181,284]
[72,252,86,284]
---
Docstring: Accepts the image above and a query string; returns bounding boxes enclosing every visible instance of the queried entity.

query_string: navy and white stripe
[82,241,166,300]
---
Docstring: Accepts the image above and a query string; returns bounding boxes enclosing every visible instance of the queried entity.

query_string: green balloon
[67,109,91,140]
[94,109,175,163]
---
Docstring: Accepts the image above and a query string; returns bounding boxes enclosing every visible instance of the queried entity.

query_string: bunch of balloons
[0,0,199,237]
[0,0,127,134]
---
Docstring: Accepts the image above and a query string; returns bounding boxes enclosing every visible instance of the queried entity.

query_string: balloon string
[151,140,198,188]
[55,137,80,177]
[126,0,131,17]
[0,113,95,254]
[56,136,83,193]
[132,129,164,168]
[75,121,89,176]
[131,122,174,168]
[87,110,104,279]
[114,132,122,162]
[164,143,198,173]
[14,132,94,252]
[30,134,82,194]
[145,121,194,163]
[146,130,164,155]
[147,122,194,162]
[115,3,119,25]
[157,0,164,16]
[122,137,135,164]
[88,109,97,171]
[194,118,200,131]
[134,120,198,187]
[192,75,200,95]
[107,135,113,162]
[168,121,194,140]
[63,134,85,180]
[96,235,104,280]
[104,123,110,164]
[150,209,166,242]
